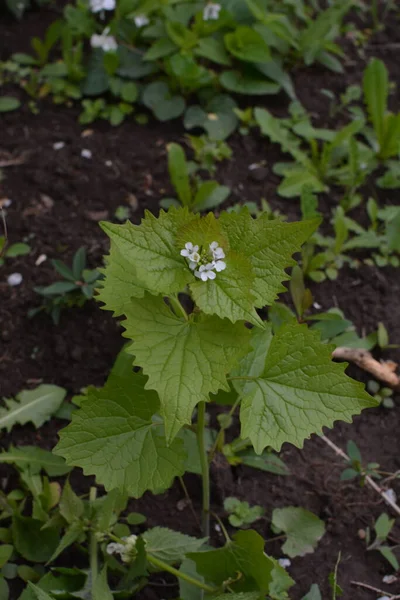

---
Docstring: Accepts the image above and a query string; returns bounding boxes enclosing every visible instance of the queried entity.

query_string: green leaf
[82,50,109,96]
[97,241,146,317]
[0,576,8,600]
[272,507,325,557]
[167,143,192,206]
[225,26,270,63]
[27,583,55,600]
[195,185,230,211]
[0,447,71,476]
[12,517,59,563]
[379,546,399,571]
[195,37,232,66]
[237,449,289,475]
[100,208,197,298]
[142,81,185,121]
[6,243,31,258]
[240,322,377,453]
[188,530,294,595]
[54,371,186,497]
[184,95,238,141]
[375,513,394,541]
[92,568,113,600]
[363,58,388,150]
[59,480,84,524]
[144,527,206,564]
[144,38,177,61]
[123,294,250,441]
[0,545,13,568]
[302,584,322,600]
[220,70,279,95]
[0,385,66,432]
[0,97,21,113]
[278,169,326,198]
[47,521,84,564]
[126,512,146,525]
[72,247,86,280]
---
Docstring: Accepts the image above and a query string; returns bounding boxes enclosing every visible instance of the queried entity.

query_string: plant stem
[197,401,210,538]
[147,554,217,593]
[89,487,98,585]
[169,294,189,321]
[208,395,242,462]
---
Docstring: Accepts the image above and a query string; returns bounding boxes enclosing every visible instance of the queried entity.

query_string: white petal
[214,248,225,259]
[190,252,200,263]
[53,141,65,150]
[189,261,197,270]
[193,245,199,253]
[198,265,206,272]
[103,0,115,9]
[214,260,226,272]
[180,249,190,257]
[81,149,92,159]
[210,241,219,250]
[200,272,208,281]
[205,262,215,270]
[134,14,150,27]
[185,242,194,251]
[194,270,202,279]
[207,270,216,280]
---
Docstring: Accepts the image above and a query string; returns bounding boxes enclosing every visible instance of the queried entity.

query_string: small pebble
[214,524,221,532]
[53,141,65,150]
[1,198,12,208]
[35,254,47,266]
[7,272,23,286]
[81,149,92,159]
[278,558,291,568]
[313,302,322,309]
[105,160,113,167]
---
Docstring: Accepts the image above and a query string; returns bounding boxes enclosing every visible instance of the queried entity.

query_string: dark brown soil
[1,5,400,600]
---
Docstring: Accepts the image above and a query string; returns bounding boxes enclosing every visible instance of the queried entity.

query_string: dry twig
[321,435,400,517]
[332,347,400,390]
[351,580,400,598]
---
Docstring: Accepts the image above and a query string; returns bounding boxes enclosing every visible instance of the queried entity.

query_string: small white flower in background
[53,141,65,151]
[181,240,226,281]
[214,523,221,532]
[90,31,118,52]
[377,596,391,600]
[106,535,138,564]
[134,14,149,27]
[89,0,115,13]
[1,198,12,208]
[383,574,397,584]
[278,558,291,569]
[203,2,221,20]
[81,149,93,159]
[105,160,113,167]
[106,542,125,556]
[383,488,397,504]
[7,273,23,287]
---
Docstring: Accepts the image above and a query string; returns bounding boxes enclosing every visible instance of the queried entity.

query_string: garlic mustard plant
[55,206,376,598]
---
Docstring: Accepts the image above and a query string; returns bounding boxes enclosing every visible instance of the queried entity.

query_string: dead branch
[332,347,400,390]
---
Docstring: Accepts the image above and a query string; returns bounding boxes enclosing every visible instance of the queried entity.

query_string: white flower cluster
[181,241,226,281]
[106,535,138,563]
[89,0,115,12]
[90,28,118,52]
[134,14,150,27]
[203,2,221,20]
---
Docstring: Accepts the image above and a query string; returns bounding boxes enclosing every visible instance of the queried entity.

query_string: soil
[1,4,400,600]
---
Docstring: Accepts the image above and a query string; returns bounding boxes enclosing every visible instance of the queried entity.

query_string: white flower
[195,263,216,281]
[90,32,118,52]
[278,558,291,568]
[213,260,226,272]
[89,0,115,13]
[106,542,125,555]
[134,14,149,27]
[7,273,23,286]
[53,141,65,150]
[377,597,391,600]
[81,149,92,159]
[180,242,199,258]
[203,2,221,20]
[210,241,225,260]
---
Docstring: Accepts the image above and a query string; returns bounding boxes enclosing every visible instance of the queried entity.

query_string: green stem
[197,401,210,538]
[169,295,188,321]
[208,395,242,463]
[89,487,98,585]
[147,554,217,593]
